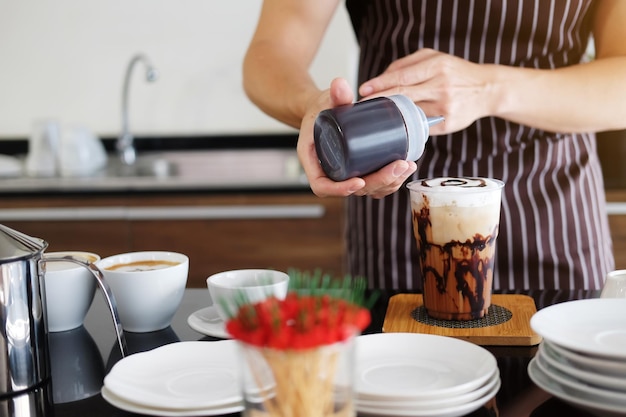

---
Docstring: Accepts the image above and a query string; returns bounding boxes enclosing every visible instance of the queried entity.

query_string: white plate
[355,370,499,410]
[534,353,626,405]
[187,306,230,339]
[547,340,626,376]
[540,342,626,391]
[357,376,500,417]
[101,386,243,416]
[355,333,497,401]
[530,298,626,359]
[528,358,626,417]
[104,341,240,410]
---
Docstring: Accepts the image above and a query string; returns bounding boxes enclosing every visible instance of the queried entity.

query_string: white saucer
[534,352,626,405]
[530,298,626,359]
[546,340,626,376]
[355,370,500,410]
[187,306,230,339]
[102,386,243,416]
[540,342,626,391]
[356,377,500,417]
[528,357,626,417]
[104,341,240,410]
[355,333,497,401]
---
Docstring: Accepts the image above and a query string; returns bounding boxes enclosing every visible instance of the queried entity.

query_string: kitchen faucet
[116,53,159,165]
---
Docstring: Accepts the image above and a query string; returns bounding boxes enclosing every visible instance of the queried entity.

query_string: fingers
[355,50,490,135]
[385,48,439,71]
[310,176,367,198]
[358,49,441,98]
[308,160,416,199]
[353,160,417,199]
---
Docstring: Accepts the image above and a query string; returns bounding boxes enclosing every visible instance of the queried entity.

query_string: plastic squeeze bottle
[313,95,444,181]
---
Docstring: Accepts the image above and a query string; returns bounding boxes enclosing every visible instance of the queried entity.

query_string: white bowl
[44,251,100,332]
[96,251,189,333]
[207,269,289,321]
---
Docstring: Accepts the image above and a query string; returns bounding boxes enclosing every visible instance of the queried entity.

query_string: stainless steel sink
[1,149,306,192]
[104,154,179,178]
[98,150,305,183]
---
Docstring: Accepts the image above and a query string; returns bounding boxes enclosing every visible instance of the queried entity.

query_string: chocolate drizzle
[420,177,489,188]
[413,206,498,320]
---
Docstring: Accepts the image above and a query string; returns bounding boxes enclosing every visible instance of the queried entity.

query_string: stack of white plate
[354,333,501,417]
[529,298,626,417]
[102,341,243,416]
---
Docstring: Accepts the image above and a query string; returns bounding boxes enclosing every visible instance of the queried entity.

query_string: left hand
[358,48,498,136]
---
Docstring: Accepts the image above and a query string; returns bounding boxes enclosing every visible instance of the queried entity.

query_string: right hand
[298,78,417,199]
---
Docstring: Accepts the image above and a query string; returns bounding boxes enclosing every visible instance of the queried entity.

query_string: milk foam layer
[407,177,503,244]
[45,252,99,271]
[410,177,504,207]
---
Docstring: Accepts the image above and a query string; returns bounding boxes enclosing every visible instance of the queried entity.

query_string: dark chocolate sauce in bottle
[313,95,443,181]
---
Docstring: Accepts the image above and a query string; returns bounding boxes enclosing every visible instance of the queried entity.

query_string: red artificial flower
[225,292,371,350]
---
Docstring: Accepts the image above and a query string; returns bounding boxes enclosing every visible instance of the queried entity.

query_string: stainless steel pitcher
[0,224,126,397]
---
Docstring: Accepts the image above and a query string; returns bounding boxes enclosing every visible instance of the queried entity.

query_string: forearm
[242,0,339,129]
[492,58,626,133]
[243,42,320,129]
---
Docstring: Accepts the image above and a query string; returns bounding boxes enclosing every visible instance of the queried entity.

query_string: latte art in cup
[407,177,504,320]
[105,260,180,272]
[96,251,189,332]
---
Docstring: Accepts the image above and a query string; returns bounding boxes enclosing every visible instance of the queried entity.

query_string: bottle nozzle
[427,116,445,127]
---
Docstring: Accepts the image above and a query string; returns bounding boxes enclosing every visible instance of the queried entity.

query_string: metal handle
[43,256,127,358]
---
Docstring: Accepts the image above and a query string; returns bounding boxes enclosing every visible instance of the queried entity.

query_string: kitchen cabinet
[5,188,626,287]
[0,192,346,288]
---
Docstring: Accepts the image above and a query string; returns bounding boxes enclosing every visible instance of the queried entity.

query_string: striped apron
[344,0,614,290]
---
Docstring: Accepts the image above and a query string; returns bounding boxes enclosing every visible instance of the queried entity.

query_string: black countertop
[0,288,601,417]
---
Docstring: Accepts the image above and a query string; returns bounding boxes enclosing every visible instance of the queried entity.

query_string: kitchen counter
[0,130,625,196]
[0,288,602,417]
[0,149,308,194]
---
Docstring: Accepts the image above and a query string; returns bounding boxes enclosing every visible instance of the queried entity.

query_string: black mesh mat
[410,304,513,328]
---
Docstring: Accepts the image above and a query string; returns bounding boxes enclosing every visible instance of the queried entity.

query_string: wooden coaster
[382,294,542,346]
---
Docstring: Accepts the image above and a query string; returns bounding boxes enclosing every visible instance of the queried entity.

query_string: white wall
[0,1,358,139]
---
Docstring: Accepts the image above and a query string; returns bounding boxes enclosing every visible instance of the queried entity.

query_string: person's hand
[297,78,417,199]
[358,48,496,136]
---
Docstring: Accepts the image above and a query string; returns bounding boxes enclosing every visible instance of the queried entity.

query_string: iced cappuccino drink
[407,177,504,320]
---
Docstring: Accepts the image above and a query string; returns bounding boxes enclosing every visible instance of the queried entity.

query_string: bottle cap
[387,95,443,161]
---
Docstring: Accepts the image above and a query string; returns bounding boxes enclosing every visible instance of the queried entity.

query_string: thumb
[329,77,354,107]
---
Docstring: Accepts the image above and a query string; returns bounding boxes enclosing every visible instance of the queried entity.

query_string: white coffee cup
[44,251,100,332]
[96,251,189,333]
[601,270,626,299]
[207,269,290,322]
